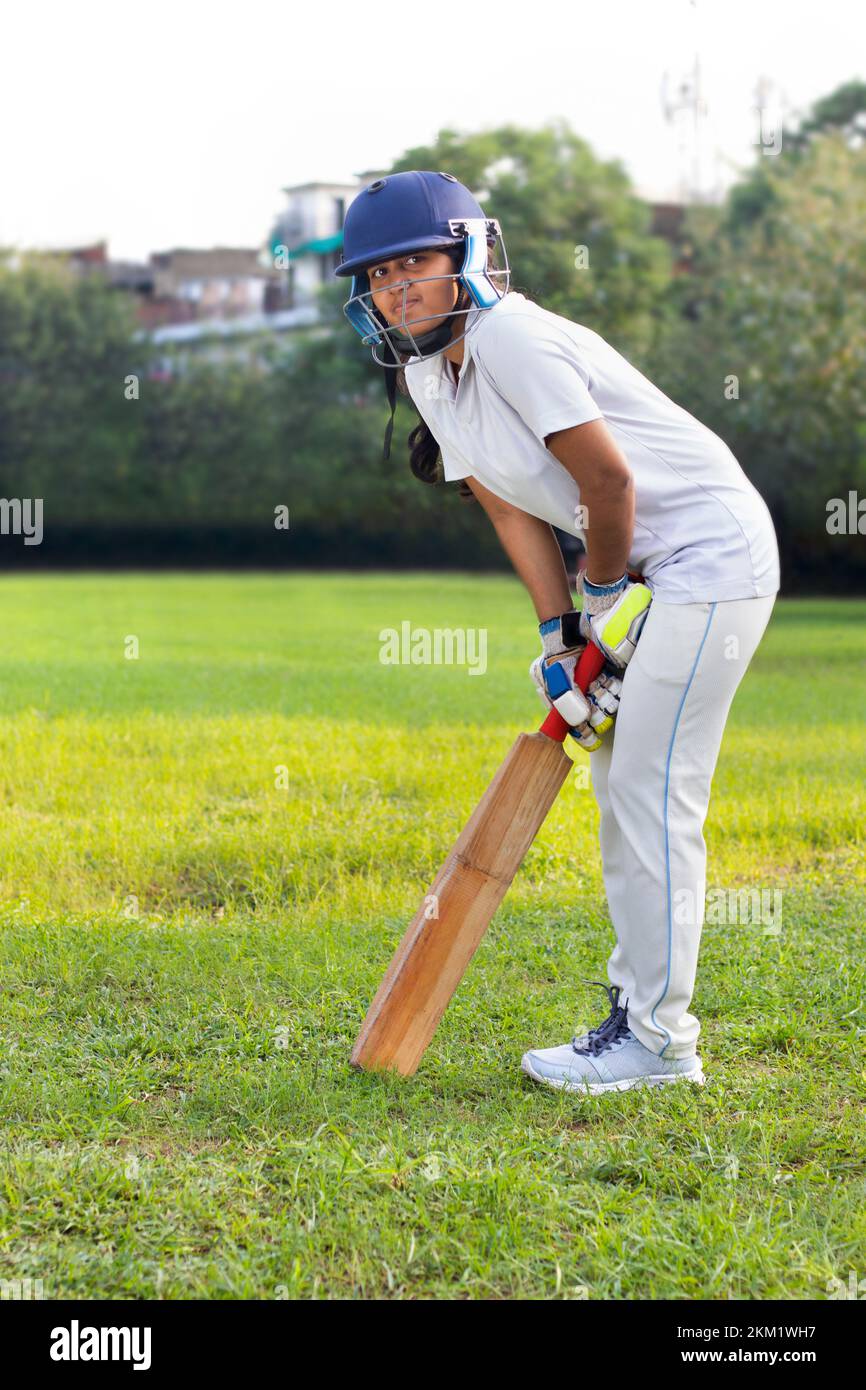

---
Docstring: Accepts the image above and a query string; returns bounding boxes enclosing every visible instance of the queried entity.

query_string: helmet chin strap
[388,282,468,355]
[382,284,469,460]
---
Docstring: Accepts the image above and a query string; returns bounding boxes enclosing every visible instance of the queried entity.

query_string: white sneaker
[521,982,705,1095]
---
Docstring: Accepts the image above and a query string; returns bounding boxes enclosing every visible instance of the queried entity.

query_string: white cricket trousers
[589,593,777,1059]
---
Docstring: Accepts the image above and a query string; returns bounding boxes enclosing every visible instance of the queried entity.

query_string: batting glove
[577,571,652,669]
[530,611,623,752]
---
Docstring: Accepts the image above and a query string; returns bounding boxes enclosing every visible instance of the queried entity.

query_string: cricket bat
[350,641,606,1076]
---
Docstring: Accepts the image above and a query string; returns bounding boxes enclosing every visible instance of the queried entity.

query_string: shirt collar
[436,303,487,397]
[406,296,504,397]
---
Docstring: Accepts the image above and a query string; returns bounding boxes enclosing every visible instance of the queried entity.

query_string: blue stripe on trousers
[653,602,717,1058]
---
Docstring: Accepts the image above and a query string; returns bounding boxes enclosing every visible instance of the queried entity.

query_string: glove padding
[576,571,652,669]
[531,611,624,751]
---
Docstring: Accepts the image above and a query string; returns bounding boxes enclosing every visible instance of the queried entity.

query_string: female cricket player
[335,170,780,1095]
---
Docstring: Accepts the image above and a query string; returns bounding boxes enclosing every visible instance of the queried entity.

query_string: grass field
[0,573,863,1300]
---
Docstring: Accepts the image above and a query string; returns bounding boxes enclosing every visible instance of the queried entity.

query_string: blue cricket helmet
[335,169,493,277]
[334,170,510,458]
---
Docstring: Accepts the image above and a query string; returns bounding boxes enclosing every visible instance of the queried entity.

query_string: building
[30,184,696,372]
[647,201,695,274]
[269,171,386,307]
[144,246,284,328]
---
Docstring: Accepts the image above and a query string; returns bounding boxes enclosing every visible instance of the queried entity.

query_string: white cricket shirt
[402,291,780,603]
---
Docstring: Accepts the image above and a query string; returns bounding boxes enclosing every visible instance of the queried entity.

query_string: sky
[1,0,862,263]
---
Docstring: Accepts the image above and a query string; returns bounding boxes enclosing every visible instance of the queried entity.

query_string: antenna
[660,0,709,203]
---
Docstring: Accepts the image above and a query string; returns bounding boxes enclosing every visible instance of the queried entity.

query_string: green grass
[0,573,863,1299]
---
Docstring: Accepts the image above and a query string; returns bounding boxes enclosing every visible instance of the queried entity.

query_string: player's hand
[530,611,622,752]
[585,664,624,732]
[577,571,652,669]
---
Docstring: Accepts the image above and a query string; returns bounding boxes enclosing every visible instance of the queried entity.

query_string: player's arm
[465,475,573,621]
[544,419,634,585]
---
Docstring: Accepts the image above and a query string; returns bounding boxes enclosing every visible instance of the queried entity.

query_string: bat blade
[350,641,605,1077]
[350,728,573,1076]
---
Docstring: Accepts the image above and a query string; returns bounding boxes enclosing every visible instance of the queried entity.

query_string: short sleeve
[474,314,603,446]
[440,445,472,481]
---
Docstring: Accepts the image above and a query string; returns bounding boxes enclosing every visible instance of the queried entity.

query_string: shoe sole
[521,1055,705,1095]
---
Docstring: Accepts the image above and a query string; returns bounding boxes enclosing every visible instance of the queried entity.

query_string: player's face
[366,250,459,336]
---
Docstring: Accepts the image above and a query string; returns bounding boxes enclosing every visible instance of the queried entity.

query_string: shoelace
[571,981,632,1057]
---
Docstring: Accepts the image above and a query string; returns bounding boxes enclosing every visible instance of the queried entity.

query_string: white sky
[1,0,862,262]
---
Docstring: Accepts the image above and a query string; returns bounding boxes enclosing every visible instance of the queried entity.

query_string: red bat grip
[539,642,605,743]
[538,572,646,743]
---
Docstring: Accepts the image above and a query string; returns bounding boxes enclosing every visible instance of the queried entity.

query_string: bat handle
[538,573,646,743]
[539,641,606,743]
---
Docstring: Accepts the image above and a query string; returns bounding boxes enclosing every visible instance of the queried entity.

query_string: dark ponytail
[393,243,510,503]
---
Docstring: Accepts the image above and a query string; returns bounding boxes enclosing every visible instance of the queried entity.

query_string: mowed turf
[0,572,863,1300]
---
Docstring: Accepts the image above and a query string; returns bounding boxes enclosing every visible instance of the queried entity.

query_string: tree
[389,119,676,360]
[651,130,866,584]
